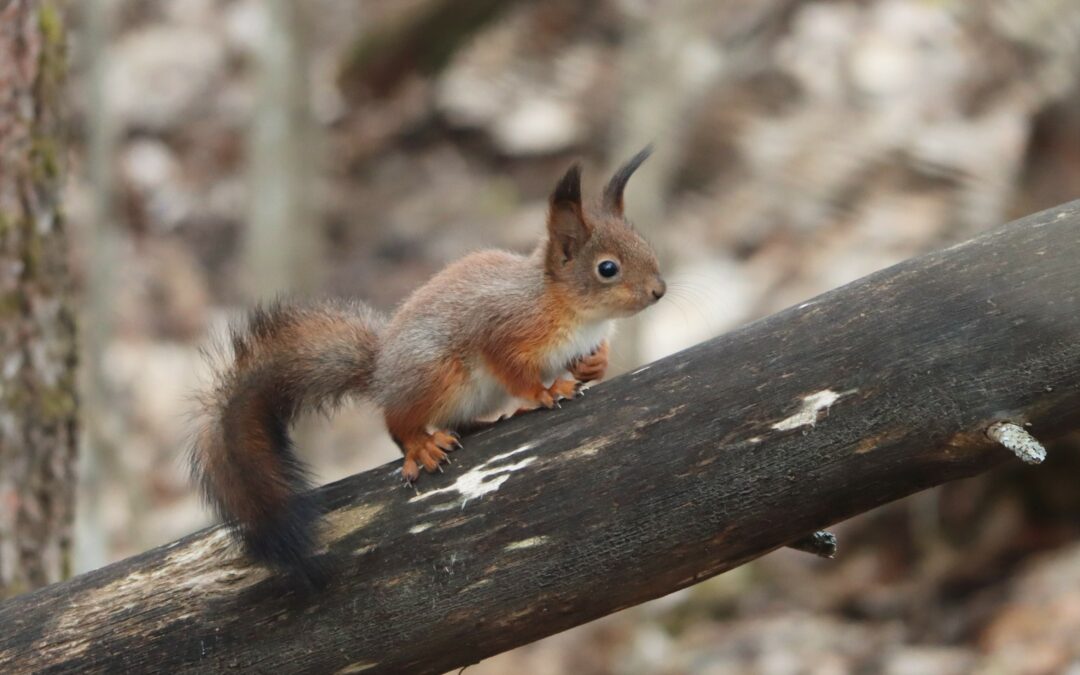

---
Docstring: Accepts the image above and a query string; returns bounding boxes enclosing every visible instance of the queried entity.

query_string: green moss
[29,136,61,182]
[38,385,77,420]
[39,3,62,43]
[1,579,28,601]
[23,229,43,276]
[0,292,18,318]
[36,3,65,97]
[30,3,66,187]
[0,0,78,597]
[0,212,11,258]
[2,378,77,429]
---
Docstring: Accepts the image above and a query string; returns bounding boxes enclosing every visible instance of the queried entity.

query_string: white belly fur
[541,319,613,384]
[439,320,613,426]
[443,364,508,425]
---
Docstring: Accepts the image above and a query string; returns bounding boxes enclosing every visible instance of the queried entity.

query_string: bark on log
[3,201,1080,673]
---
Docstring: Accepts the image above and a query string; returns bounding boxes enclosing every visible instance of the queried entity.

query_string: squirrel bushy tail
[191,298,385,587]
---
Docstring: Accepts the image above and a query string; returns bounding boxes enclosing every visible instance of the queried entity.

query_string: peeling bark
[2,201,1079,672]
[0,0,77,598]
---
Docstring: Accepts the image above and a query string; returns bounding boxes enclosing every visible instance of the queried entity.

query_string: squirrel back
[191,298,385,587]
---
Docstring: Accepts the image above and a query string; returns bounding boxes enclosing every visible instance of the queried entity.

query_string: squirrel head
[543,146,665,320]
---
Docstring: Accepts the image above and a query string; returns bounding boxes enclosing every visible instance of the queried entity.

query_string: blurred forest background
[24,0,1080,672]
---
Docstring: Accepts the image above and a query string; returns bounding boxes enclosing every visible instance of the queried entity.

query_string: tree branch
[3,201,1080,674]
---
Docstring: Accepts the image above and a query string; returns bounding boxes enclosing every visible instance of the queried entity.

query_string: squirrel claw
[546,378,579,405]
[431,430,459,453]
[399,430,458,479]
[402,458,420,484]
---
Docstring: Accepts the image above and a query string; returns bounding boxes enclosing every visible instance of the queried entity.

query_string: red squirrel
[191,148,665,585]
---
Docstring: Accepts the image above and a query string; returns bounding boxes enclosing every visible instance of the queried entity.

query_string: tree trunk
[1,200,1079,673]
[0,0,77,598]
[243,0,321,299]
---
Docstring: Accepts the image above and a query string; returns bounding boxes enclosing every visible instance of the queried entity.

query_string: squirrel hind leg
[391,428,462,482]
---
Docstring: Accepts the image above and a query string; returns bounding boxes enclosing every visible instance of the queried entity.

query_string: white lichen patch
[409,456,537,509]
[47,528,261,663]
[408,522,434,534]
[162,528,233,567]
[423,501,459,514]
[153,529,266,592]
[504,536,549,551]
[987,421,1047,465]
[633,404,688,429]
[486,443,534,465]
[323,503,386,543]
[461,578,492,593]
[564,438,607,460]
[335,661,379,674]
[771,389,855,431]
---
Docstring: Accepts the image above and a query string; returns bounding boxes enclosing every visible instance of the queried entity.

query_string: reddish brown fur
[193,150,663,584]
[192,299,384,585]
[570,340,609,382]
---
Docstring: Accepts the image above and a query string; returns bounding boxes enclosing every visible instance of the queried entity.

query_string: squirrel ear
[547,162,590,263]
[603,145,653,217]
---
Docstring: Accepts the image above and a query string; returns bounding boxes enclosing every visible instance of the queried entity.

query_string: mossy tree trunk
[0,0,77,598]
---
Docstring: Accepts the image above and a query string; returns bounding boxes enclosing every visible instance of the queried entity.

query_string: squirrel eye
[597,260,619,279]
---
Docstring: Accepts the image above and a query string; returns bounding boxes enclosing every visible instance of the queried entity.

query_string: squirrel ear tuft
[603,145,653,217]
[547,161,589,264]
[552,162,582,207]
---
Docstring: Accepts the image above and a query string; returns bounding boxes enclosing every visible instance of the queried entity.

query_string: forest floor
[62,1,1080,672]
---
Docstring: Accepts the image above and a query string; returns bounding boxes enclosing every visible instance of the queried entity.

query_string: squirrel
[191,147,665,586]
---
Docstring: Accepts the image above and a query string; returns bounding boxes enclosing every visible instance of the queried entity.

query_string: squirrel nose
[651,278,666,300]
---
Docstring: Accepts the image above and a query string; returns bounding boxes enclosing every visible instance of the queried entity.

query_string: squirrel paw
[401,430,461,482]
[570,341,609,383]
[509,379,583,417]
[545,378,582,407]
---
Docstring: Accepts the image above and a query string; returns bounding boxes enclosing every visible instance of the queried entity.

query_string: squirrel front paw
[570,341,609,383]
[534,378,582,409]
[401,430,461,482]
[512,378,583,416]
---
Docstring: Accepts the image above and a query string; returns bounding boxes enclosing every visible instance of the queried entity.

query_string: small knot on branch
[787,530,838,558]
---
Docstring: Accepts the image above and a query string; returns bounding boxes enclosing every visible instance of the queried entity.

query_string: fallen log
[2,201,1079,674]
